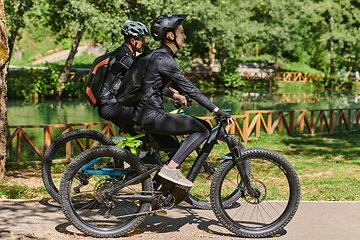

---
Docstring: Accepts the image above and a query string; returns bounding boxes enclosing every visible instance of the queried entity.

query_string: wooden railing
[240,108,360,142]
[6,122,116,166]
[6,107,360,165]
[276,72,322,82]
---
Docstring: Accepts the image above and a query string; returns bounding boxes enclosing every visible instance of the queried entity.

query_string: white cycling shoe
[158,165,193,188]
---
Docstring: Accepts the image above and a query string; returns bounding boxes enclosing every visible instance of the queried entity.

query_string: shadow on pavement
[53,203,288,239]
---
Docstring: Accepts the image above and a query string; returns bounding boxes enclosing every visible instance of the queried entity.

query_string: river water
[7,88,360,126]
[6,88,360,162]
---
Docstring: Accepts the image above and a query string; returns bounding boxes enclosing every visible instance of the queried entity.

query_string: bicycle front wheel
[42,129,115,203]
[210,148,301,238]
[59,146,153,238]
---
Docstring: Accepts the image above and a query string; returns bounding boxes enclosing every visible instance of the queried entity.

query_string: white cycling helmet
[121,21,151,38]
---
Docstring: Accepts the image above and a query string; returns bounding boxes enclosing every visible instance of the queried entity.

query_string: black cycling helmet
[121,21,151,38]
[151,13,188,41]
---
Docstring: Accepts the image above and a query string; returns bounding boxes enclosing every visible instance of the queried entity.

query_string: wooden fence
[6,122,115,166]
[6,107,360,165]
[276,72,322,82]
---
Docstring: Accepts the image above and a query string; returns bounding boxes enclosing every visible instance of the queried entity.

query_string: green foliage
[33,65,60,98]
[5,0,360,96]
[7,66,85,100]
[62,76,86,98]
[218,59,243,88]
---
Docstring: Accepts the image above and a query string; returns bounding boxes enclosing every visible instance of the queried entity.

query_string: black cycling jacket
[101,44,174,104]
[133,44,217,124]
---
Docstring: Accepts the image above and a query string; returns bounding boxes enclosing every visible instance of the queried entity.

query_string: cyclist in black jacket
[134,13,233,187]
[98,21,184,161]
[98,21,180,127]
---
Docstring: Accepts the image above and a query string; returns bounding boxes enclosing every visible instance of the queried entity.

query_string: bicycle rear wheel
[59,146,153,238]
[42,129,115,203]
[185,135,248,210]
[210,148,301,238]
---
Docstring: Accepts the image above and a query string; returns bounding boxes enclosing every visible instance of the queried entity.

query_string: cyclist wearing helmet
[98,20,183,163]
[97,20,150,125]
[98,20,182,131]
[132,13,233,187]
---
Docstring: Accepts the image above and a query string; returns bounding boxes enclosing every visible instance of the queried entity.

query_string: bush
[7,66,86,100]
[218,59,244,88]
[33,66,60,98]
[62,75,87,98]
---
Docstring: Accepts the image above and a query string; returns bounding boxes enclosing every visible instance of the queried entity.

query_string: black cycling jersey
[133,44,218,165]
[98,44,175,124]
[133,44,217,124]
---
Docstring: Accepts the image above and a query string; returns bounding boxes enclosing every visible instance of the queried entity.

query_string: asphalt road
[0,200,359,240]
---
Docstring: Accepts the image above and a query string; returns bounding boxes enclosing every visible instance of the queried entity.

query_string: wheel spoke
[60,146,153,238]
[211,148,300,237]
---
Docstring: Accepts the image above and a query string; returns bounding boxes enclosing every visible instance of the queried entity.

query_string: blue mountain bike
[41,98,245,210]
[58,112,301,238]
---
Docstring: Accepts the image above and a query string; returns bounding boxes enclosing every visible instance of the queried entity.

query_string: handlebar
[215,109,233,124]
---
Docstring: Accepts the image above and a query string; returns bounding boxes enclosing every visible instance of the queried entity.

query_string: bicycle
[41,98,245,210]
[58,112,301,238]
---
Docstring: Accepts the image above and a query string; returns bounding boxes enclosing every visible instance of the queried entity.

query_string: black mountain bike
[59,113,301,238]
[41,99,244,210]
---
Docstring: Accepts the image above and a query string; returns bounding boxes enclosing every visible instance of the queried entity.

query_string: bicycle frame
[78,116,250,207]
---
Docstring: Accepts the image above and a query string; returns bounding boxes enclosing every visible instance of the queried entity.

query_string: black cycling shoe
[140,153,157,165]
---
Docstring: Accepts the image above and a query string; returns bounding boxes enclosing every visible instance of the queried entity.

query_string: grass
[1,131,360,201]
[244,131,360,201]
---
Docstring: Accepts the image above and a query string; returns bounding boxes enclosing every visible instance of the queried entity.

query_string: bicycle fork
[230,146,260,200]
[221,130,260,200]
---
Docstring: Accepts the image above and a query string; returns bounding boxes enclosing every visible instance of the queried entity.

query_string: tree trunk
[7,1,33,67]
[0,0,9,182]
[58,26,85,97]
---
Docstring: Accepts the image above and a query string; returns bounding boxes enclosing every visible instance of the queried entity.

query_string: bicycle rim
[42,129,114,203]
[211,148,300,238]
[60,146,152,238]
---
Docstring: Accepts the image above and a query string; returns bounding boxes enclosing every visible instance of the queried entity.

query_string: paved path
[0,200,359,240]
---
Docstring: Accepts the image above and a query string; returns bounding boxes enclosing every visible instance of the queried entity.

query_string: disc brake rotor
[244,179,267,204]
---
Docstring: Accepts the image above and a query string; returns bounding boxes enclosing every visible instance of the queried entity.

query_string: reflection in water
[6,88,360,162]
[8,89,360,126]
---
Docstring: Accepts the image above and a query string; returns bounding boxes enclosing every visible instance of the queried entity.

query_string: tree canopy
[4,0,360,77]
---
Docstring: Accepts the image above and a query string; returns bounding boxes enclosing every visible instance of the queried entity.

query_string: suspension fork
[219,126,259,198]
[231,150,259,198]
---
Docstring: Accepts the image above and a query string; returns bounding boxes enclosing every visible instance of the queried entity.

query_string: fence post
[330,110,334,133]
[267,113,272,134]
[256,114,261,138]
[44,126,51,153]
[16,128,21,164]
[290,111,295,136]
[243,111,249,143]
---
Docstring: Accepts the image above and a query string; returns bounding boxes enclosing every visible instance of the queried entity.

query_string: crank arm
[113,193,154,202]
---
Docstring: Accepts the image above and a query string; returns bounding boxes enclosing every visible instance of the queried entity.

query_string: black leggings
[144,112,211,165]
